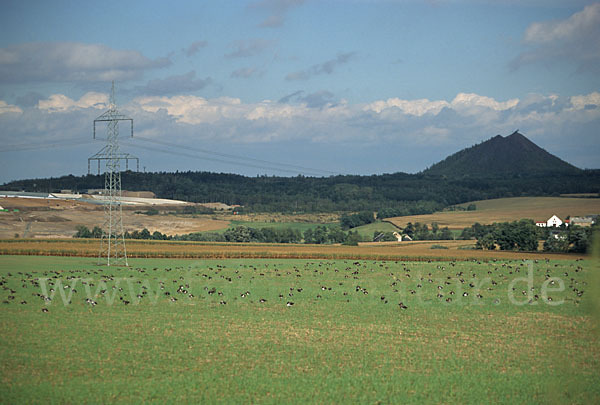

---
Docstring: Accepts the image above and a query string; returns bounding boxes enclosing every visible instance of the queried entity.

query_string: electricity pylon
[89,82,137,266]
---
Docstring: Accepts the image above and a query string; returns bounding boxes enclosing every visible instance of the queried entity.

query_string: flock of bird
[0,258,587,313]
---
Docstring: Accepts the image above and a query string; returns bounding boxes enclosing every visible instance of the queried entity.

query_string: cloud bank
[1,89,599,181]
[3,90,597,148]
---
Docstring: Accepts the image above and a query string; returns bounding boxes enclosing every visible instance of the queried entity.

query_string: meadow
[1,254,599,403]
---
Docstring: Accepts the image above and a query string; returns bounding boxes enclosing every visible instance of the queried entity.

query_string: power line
[133,136,338,176]
[0,138,93,153]
[0,132,339,177]
[121,140,330,176]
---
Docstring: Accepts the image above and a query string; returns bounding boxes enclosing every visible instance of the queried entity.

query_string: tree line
[460,220,598,253]
[5,169,599,214]
[74,225,362,245]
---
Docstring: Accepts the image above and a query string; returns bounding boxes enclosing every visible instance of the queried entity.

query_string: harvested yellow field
[387,197,600,230]
[0,238,584,261]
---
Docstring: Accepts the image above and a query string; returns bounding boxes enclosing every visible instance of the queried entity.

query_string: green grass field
[352,220,400,239]
[229,220,337,232]
[1,255,599,403]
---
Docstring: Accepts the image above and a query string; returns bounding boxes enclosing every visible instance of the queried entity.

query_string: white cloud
[524,3,600,44]
[0,100,22,114]
[135,95,244,124]
[570,91,600,109]
[363,93,518,117]
[245,101,304,120]
[450,93,519,112]
[0,42,170,83]
[513,3,600,73]
[364,98,448,116]
[37,92,108,112]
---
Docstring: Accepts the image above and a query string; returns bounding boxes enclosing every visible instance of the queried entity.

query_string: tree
[152,231,167,240]
[439,227,453,240]
[140,228,151,239]
[568,228,589,253]
[224,226,253,242]
[476,220,538,251]
[342,231,361,246]
[543,234,568,252]
[476,233,496,250]
[74,225,91,238]
[91,226,103,238]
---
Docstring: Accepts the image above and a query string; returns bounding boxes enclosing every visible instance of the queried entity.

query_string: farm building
[571,215,598,227]
[536,215,566,228]
[392,231,412,241]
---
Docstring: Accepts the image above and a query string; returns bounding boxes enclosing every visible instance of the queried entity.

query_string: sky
[1,0,599,183]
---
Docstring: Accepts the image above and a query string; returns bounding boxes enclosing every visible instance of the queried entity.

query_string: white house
[392,231,412,241]
[547,215,563,227]
[536,215,567,228]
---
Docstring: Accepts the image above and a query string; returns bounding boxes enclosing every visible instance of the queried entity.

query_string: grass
[352,220,400,239]
[184,220,339,235]
[388,196,600,230]
[1,254,599,403]
[223,220,338,234]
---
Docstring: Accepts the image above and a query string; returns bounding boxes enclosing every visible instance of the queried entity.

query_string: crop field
[0,238,585,261]
[388,196,600,230]
[1,253,599,403]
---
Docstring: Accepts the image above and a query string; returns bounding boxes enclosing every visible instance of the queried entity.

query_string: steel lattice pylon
[90,82,137,266]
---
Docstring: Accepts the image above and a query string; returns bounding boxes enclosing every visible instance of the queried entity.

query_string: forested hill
[423,131,581,177]
[3,169,599,214]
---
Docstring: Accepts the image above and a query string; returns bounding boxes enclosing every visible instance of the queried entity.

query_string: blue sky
[1,0,599,183]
